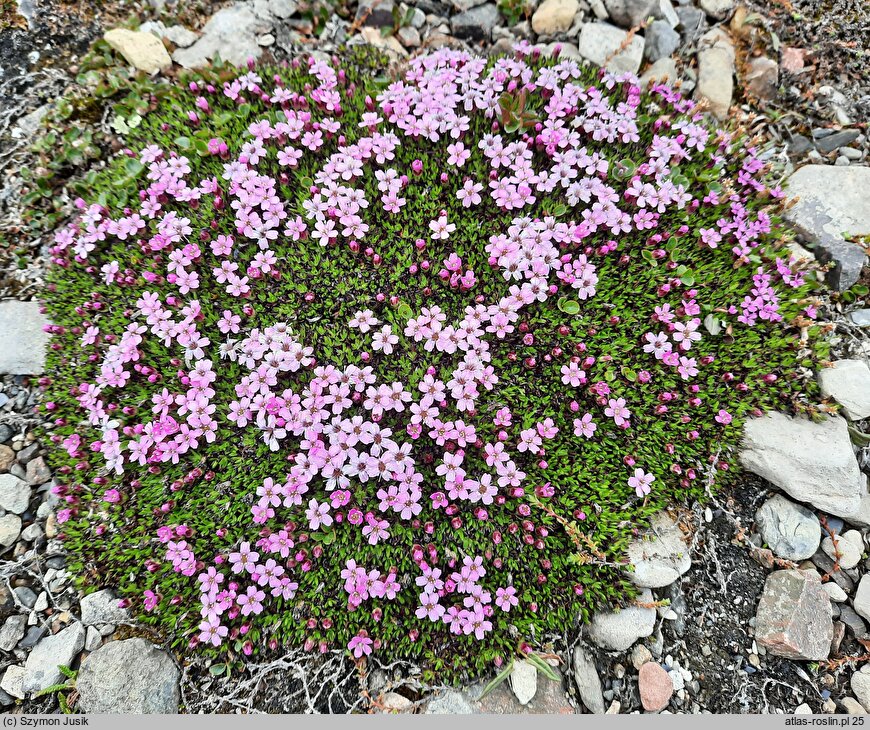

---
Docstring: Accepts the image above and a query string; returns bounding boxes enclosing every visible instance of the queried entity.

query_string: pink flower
[628,468,655,497]
[348,633,373,658]
[715,409,733,425]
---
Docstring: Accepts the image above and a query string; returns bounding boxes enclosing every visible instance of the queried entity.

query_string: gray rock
[755,494,820,561]
[578,22,645,74]
[854,575,870,624]
[23,623,86,694]
[451,4,500,40]
[818,360,870,421]
[173,3,270,68]
[268,0,298,17]
[76,638,179,713]
[644,20,679,61]
[755,570,832,660]
[851,310,870,327]
[425,689,474,714]
[822,529,864,570]
[80,589,130,626]
[841,605,868,638]
[531,0,580,35]
[0,615,26,652]
[13,587,35,609]
[452,0,487,10]
[0,301,50,375]
[640,57,678,85]
[853,666,870,712]
[0,474,29,514]
[675,6,705,42]
[744,56,778,100]
[823,582,848,603]
[698,0,733,19]
[587,588,657,651]
[814,129,860,154]
[573,646,605,713]
[85,626,102,652]
[18,626,47,649]
[740,413,865,520]
[694,27,734,120]
[626,512,691,588]
[783,165,870,290]
[0,666,25,700]
[603,0,657,27]
[509,659,537,705]
[355,0,395,27]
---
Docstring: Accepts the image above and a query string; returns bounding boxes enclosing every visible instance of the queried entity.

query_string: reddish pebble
[638,662,673,712]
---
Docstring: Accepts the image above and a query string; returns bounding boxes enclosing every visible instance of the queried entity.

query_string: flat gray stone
[755,569,832,660]
[755,494,820,561]
[172,3,270,68]
[587,588,656,651]
[740,413,865,520]
[784,165,870,290]
[572,646,605,713]
[852,665,870,712]
[578,22,645,75]
[425,690,474,714]
[0,514,21,547]
[0,474,30,514]
[695,27,734,120]
[0,666,25,700]
[80,589,130,626]
[0,301,50,375]
[854,575,870,624]
[626,512,691,588]
[0,615,27,652]
[77,638,179,713]
[644,20,680,61]
[23,623,86,694]
[818,360,870,421]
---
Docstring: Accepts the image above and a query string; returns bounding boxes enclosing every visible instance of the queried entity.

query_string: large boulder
[783,165,870,290]
[172,3,270,68]
[740,413,865,520]
[76,638,180,713]
[755,570,833,660]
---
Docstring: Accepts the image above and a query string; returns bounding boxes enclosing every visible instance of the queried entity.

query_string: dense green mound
[40,45,824,678]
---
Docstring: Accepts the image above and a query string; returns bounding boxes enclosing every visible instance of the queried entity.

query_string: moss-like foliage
[40,45,825,679]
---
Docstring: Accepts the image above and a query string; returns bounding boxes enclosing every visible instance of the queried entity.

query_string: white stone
[740,413,865,520]
[852,665,870,713]
[784,165,870,290]
[531,0,580,35]
[104,29,172,74]
[509,659,537,705]
[573,646,605,713]
[80,589,130,626]
[578,22,645,75]
[626,512,691,588]
[818,360,870,421]
[694,27,734,120]
[640,57,678,86]
[0,474,30,514]
[822,582,847,603]
[0,665,25,699]
[699,0,734,18]
[0,514,21,547]
[853,575,870,624]
[587,588,657,651]
[173,3,270,69]
[822,529,864,570]
[0,301,50,375]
